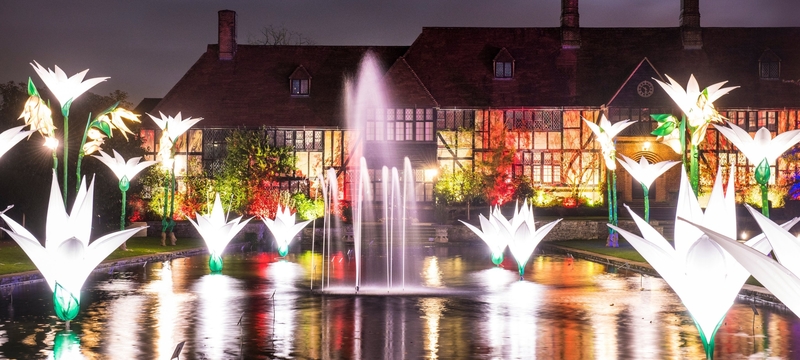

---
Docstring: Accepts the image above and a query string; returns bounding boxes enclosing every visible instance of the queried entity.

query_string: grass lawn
[549,239,647,263]
[0,237,206,276]
[550,238,763,287]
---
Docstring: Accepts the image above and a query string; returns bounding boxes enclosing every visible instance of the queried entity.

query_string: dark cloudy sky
[1,0,798,105]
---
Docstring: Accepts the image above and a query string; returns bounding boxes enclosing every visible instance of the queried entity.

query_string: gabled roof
[149,45,407,129]
[402,27,570,108]
[576,27,800,108]
[289,65,311,80]
[493,48,514,62]
[606,57,668,107]
[382,57,438,108]
[401,26,800,109]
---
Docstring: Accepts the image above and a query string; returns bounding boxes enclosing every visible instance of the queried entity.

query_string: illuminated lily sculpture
[609,166,797,359]
[0,171,144,326]
[616,154,679,222]
[0,125,33,159]
[688,205,800,318]
[263,205,312,257]
[92,150,158,250]
[714,122,800,217]
[148,112,202,245]
[460,206,507,266]
[652,74,738,195]
[188,193,252,272]
[583,114,636,247]
[30,61,109,203]
[493,200,562,278]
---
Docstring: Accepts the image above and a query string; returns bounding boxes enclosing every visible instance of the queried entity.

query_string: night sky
[1,0,798,104]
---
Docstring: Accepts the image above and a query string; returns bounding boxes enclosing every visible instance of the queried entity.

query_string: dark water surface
[0,245,798,359]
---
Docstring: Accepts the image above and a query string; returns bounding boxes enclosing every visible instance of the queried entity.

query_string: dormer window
[289,65,311,96]
[493,48,514,79]
[291,79,309,95]
[759,49,780,80]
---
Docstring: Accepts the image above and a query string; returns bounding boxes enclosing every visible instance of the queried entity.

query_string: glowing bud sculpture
[188,193,252,272]
[460,206,507,266]
[492,200,561,278]
[609,167,797,359]
[616,154,679,222]
[263,205,312,257]
[690,205,800,319]
[713,122,800,217]
[0,171,144,324]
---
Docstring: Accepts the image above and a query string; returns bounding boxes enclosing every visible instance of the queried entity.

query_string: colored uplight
[609,166,796,358]
[263,205,312,257]
[0,171,144,322]
[187,193,252,272]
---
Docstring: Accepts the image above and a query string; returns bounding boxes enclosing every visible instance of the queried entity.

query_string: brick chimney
[680,0,702,49]
[561,0,580,49]
[218,10,237,60]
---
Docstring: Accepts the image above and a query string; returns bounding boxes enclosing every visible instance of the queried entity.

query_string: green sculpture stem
[62,112,69,205]
[168,162,176,232]
[642,184,650,223]
[53,282,80,322]
[517,260,526,278]
[119,176,130,231]
[491,251,504,266]
[606,169,613,246]
[75,113,92,193]
[161,170,170,233]
[52,149,58,172]
[692,315,725,360]
[209,253,224,273]
[690,145,699,197]
[755,158,771,218]
[610,169,619,247]
[278,244,289,257]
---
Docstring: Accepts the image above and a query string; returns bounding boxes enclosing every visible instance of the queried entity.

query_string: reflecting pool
[0,245,798,359]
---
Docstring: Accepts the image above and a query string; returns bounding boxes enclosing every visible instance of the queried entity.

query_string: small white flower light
[188,193,252,272]
[263,205,312,257]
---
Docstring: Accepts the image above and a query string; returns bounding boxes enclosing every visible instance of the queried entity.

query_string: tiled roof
[148,45,407,129]
[400,27,800,109]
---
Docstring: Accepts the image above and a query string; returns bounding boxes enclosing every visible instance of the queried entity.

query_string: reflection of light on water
[145,261,185,360]
[478,267,516,292]
[265,260,303,358]
[420,298,446,359]
[481,281,541,358]
[103,282,143,358]
[423,257,443,288]
[47,331,83,360]
[196,274,240,360]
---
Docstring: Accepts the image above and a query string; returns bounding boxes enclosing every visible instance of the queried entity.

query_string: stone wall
[448,219,663,242]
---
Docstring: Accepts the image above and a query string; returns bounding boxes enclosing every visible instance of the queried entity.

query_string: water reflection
[0,248,799,358]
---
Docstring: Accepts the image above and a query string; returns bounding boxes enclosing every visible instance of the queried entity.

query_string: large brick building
[141,0,800,207]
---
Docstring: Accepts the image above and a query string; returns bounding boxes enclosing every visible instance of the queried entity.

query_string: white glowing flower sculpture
[148,111,202,164]
[92,150,158,191]
[263,205,312,257]
[188,193,252,272]
[653,74,738,146]
[691,205,800,318]
[616,154,679,222]
[609,166,795,358]
[0,126,33,159]
[460,206,507,266]
[583,115,636,170]
[30,61,108,110]
[714,121,800,217]
[0,171,144,322]
[492,200,561,277]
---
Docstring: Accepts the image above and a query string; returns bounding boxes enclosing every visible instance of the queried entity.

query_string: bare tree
[248,25,315,45]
